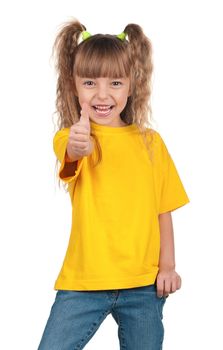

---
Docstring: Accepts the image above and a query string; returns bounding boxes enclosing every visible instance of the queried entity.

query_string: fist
[67,102,94,159]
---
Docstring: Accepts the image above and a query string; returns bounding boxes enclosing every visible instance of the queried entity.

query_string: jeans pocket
[160,294,169,301]
[157,296,167,319]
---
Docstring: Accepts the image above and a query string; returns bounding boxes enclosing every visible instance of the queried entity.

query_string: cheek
[76,91,90,105]
[119,91,129,104]
[79,90,92,101]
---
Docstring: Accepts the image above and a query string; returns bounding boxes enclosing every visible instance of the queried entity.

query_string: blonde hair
[51,17,156,191]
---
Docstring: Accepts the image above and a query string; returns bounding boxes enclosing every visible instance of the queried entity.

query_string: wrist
[65,150,76,162]
[159,263,176,271]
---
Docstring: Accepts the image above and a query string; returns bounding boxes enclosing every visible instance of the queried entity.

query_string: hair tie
[81,30,127,42]
[81,30,92,40]
[116,32,127,41]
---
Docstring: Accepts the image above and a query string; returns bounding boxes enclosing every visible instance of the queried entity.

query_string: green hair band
[81,30,127,41]
[116,32,127,41]
[81,31,92,40]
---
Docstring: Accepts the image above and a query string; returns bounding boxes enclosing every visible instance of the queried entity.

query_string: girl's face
[74,76,131,127]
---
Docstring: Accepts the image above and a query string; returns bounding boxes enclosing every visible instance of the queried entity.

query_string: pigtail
[51,18,87,193]
[51,18,86,129]
[123,23,155,162]
[123,24,153,122]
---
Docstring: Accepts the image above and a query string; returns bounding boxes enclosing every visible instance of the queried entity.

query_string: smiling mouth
[91,105,115,117]
[92,105,114,111]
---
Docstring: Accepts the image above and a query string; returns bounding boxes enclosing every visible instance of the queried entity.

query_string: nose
[96,83,109,100]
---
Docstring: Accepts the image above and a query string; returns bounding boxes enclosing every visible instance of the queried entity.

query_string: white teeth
[94,105,112,110]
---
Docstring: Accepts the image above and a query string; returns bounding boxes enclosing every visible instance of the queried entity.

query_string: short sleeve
[53,128,84,183]
[156,132,190,214]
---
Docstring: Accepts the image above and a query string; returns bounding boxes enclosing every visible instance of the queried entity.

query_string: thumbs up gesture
[66,102,94,161]
[79,102,90,127]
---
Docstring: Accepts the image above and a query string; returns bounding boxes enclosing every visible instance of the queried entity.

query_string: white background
[0,0,222,349]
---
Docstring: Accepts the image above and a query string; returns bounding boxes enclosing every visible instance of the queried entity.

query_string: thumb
[80,102,90,125]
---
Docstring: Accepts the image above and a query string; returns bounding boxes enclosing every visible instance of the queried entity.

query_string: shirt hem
[53,271,159,291]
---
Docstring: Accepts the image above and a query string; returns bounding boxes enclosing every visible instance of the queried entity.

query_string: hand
[156,267,182,298]
[67,102,94,159]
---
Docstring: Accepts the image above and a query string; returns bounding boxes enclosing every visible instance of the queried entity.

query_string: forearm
[158,211,176,269]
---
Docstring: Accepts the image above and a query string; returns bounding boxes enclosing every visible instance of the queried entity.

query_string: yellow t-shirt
[53,121,190,291]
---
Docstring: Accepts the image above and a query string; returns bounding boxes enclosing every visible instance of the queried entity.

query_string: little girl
[38,18,190,350]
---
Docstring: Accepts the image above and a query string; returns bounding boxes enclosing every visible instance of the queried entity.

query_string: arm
[60,135,94,178]
[156,211,181,297]
[158,211,175,270]
[58,149,79,179]
[53,128,84,183]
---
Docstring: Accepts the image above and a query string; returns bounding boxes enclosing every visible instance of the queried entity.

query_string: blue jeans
[37,283,168,350]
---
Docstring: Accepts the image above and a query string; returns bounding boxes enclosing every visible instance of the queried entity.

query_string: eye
[112,81,122,86]
[83,80,95,86]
